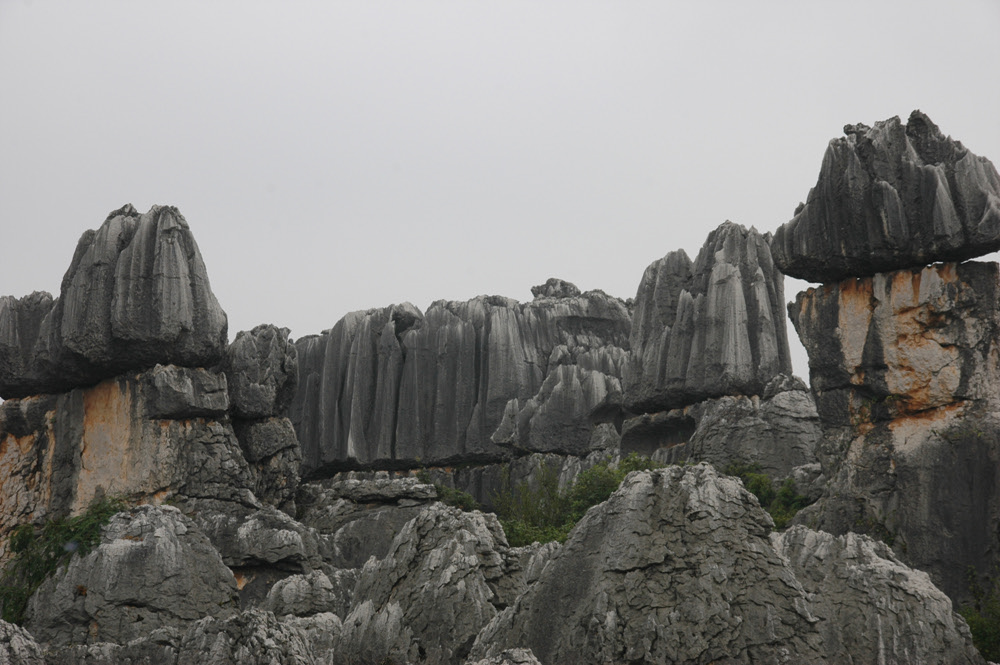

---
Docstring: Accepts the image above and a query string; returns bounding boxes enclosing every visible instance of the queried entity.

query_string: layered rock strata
[625,221,792,413]
[772,111,1000,283]
[290,283,630,475]
[0,205,228,398]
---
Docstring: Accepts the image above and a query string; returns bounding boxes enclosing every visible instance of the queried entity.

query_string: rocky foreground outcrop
[7,465,981,665]
[290,283,630,475]
[0,205,228,399]
[772,111,1000,283]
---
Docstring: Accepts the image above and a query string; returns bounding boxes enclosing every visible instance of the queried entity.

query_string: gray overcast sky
[2,1,999,380]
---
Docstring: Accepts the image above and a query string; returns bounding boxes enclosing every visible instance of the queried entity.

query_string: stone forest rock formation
[772,110,1000,283]
[290,284,630,475]
[625,221,792,413]
[1,112,997,665]
[778,112,1000,608]
[0,205,228,399]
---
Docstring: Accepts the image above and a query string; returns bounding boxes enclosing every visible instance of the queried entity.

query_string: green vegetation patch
[0,496,127,624]
[960,567,1000,661]
[723,463,812,530]
[416,471,480,512]
[494,453,664,547]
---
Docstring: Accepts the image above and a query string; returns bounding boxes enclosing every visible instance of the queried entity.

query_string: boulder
[332,504,521,665]
[530,278,581,299]
[25,505,239,647]
[772,111,1000,282]
[290,289,630,474]
[0,619,45,664]
[621,374,821,479]
[470,464,826,664]
[0,205,228,398]
[262,569,357,619]
[471,464,982,664]
[773,526,982,665]
[224,324,298,420]
[625,221,792,413]
[176,609,316,665]
[232,417,302,510]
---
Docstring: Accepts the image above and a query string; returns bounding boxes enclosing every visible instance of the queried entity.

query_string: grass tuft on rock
[0,495,127,624]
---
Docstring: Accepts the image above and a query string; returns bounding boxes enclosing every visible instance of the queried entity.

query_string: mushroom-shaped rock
[772,111,1000,282]
[0,205,228,398]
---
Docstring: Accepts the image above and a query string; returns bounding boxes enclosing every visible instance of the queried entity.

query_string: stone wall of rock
[772,111,1000,283]
[624,221,792,413]
[0,205,228,399]
[290,283,630,475]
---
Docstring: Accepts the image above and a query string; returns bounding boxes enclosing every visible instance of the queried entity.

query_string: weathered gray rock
[622,374,821,479]
[25,505,239,647]
[625,221,792,413]
[464,649,542,665]
[773,526,983,665]
[332,504,519,665]
[492,346,626,456]
[263,569,357,619]
[530,278,581,299]
[291,289,629,474]
[471,464,826,664]
[141,364,229,419]
[224,325,298,420]
[0,368,255,553]
[0,619,45,664]
[233,417,301,510]
[789,260,1000,604]
[177,609,315,665]
[772,111,1000,282]
[0,205,228,398]
[44,628,182,665]
[0,292,55,399]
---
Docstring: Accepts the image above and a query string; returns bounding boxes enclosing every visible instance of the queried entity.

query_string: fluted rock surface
[625,221,791,413]
[773,526,982,665]
[290,286,630,474]
[0,205,228,398]
[772,111,1000,282]
[789,261,1000,603]
[25,505,240,647]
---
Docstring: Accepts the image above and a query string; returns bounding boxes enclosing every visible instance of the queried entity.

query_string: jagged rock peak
[0,204,228,398]
[224,323,298,419]
[772,110,1000,282]
[530,278,581,299]
[624,220,791,413]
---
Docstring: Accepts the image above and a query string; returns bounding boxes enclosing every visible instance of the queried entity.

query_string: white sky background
[1,1,999,382]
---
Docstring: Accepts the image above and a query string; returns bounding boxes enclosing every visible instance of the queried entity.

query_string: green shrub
[960,567,1000,661]
[0,496,127,624]
[723,463,812,530]
[494,453,665,547]
[434,484,479,512]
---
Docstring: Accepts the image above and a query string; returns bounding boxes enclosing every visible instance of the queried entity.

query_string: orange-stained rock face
[0,365,254,559]
[790,261,1000,428]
